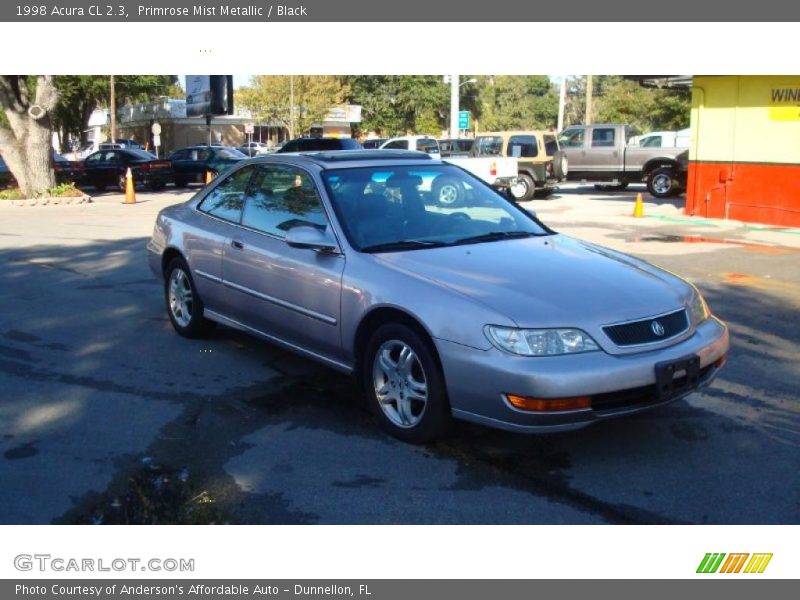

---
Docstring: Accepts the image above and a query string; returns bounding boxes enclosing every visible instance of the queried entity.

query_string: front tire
[363,323,451,444]
[164,257,215,338]
[647,167,679,198]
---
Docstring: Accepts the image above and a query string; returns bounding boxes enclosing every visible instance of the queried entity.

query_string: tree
[239,76,349,138]
[51,75,178,149]
[0,76,58,196]
[342,76,460,137]
[478,76,558,131]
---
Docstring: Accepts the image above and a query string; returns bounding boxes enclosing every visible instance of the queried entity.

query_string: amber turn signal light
[506,394,592,412]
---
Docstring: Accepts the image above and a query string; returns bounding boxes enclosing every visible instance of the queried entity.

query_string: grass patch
[0,182,84,200]
[69,460,230,525]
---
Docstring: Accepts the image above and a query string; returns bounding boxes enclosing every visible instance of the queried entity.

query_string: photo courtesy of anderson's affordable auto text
[0,1,797,597]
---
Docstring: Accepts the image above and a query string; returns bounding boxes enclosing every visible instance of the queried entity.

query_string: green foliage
[478,75,559,131]
[239,76,349,138]
[47,182,83,197]
[564,76,691,133]
[0,187,24,200]
[342,76,454,136]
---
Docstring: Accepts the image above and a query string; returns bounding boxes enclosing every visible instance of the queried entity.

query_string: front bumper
[436,316,729,433]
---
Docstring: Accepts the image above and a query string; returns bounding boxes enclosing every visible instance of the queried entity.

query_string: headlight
[485,326,600,356]
[689,290,710,324]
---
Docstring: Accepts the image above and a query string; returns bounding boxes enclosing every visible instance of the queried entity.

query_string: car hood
[373,234,691,328]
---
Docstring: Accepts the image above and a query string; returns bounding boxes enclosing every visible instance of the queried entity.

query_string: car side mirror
[285,225,340,254]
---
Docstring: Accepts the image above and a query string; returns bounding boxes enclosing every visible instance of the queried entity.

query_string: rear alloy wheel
[509,173,535,202]
[432,177,463,207]
[164,257,215,338]
[363,323,451,443]
[647,167,679,198]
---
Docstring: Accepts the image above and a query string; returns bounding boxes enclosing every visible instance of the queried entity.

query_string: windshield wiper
[452,230,540,246]
[361,239,450,253]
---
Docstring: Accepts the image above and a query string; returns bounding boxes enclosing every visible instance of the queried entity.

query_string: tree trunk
[0,76,58,197]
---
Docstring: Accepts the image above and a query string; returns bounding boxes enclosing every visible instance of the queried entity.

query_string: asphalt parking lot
[0,183,798,524]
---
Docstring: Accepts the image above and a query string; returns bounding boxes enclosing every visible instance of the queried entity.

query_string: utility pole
[557,75,567,131]
[110,75,116,142]
[585,75,593,125]
[289,75,295,138]
[449,74,459,139]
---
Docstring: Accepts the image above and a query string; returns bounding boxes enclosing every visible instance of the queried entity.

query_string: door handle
[231,240,244,250]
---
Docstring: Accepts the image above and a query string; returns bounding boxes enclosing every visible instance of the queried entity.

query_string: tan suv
[470,130,567,201]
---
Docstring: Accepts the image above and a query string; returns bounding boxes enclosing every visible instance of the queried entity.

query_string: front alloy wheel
[372,340,429,429]
[164,257,215,338]
[363,323,451,443]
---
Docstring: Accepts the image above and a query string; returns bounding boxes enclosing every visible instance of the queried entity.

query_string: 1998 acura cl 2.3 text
[147,150,729,443]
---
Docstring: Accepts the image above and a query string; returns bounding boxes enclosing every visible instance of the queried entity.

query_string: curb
[0,195,93,208]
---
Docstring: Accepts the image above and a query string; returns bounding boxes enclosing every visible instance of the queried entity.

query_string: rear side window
[170,149,189,161]
[508,135,538,158]
[198,166,254,223]
[473,136,503,156]
[544,135,558,156]
[592,128,615,147]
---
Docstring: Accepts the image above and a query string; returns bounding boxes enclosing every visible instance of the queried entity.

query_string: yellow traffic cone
[205,170,214,185]
[632,192,644,218]
[124,168,136,204]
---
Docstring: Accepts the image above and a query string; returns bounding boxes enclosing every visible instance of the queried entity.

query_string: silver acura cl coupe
[147,150,729,443]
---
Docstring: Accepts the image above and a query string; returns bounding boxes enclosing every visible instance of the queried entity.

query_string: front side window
[559,128,585,148]
[383,140,409,150]
[198,166,253,222]
[472,136,503,156]
[323,165,549,252]
[241,166,328,237]
[416,139,440,155]
[508,135,539,158]
[640,135,662,147]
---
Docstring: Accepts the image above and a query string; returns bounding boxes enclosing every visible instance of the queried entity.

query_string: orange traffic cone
[205,170,214,185]
[124,168,136,204]
[632,192,644,218]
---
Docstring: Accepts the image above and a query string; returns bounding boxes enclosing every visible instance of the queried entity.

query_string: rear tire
[164,257,216,338]
[509,173,536,202]
[432,176,463,207]
[647,167,679,198]
[362,323,451,444]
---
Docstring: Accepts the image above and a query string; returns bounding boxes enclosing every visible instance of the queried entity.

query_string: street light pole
[450,74,459,139]
[557,75,567,132]
[110,75,116,143]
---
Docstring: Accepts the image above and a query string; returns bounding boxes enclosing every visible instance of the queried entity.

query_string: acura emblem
[651,320,666,336]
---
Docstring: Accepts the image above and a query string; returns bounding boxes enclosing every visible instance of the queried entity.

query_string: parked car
[147,150,729,443]
[630,129,691,149]
[99,139,145,151]
[238,141,273,157]
[558,123,688,198]
[470,130,567,201]
[53,152,85,185]
[0,156,15,189]
[361,138,387,150]
[169,145,247,187]
[439,138,474,157]
[380,135,441,157]
[277,137,363,153]
[82,149,172,192]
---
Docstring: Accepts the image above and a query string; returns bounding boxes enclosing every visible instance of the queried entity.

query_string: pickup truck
[558,124,688,198]
[380,135,519,206]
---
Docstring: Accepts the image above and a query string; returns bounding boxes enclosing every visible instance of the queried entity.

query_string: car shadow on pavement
[0,236,797,524]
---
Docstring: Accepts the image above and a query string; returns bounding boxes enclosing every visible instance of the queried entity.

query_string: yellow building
[687,76,800,227]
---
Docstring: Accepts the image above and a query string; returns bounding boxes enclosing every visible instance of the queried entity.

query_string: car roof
[476,130,555,137]
[243,149,436,170]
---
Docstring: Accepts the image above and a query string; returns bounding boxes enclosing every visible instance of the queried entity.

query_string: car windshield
[126,149,158,160]
[323,164,550,252]
[217,148,248,159]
